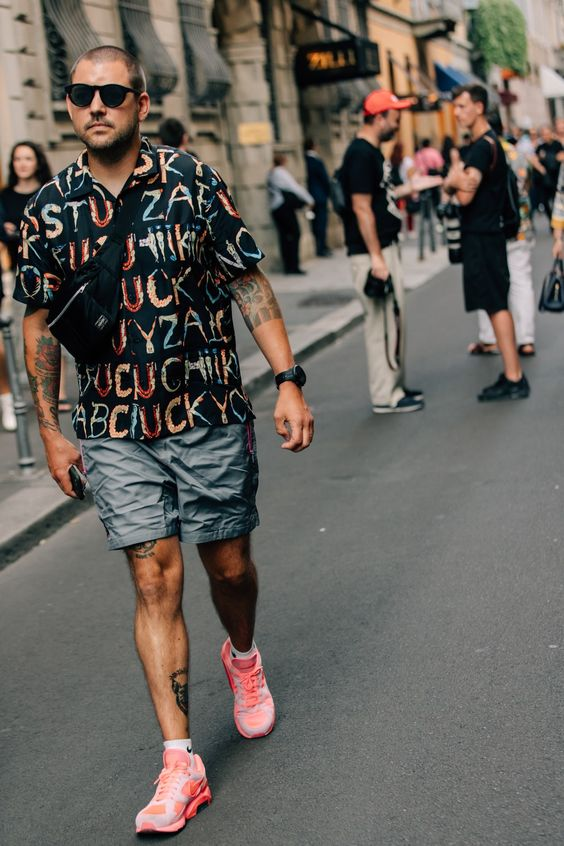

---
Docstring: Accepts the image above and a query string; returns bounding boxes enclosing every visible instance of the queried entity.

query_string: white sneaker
[0,393,16,431]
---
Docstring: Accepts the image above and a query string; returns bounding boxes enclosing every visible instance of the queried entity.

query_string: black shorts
[461,231,510,314]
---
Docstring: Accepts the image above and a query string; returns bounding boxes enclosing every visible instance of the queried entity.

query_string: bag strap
[482,132,498,173]
[105,181,145,244]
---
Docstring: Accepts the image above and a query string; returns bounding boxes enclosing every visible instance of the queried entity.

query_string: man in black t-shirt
[444,84,529,402]
[340,89,424,414]
[532,126,563,222]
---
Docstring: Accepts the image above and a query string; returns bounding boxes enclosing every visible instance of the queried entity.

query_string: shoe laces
[154,762,189,799]
[236,665,263,709]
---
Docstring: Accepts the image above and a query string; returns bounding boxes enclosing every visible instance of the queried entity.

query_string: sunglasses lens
[101,85,128,108]
[69,85,94,107]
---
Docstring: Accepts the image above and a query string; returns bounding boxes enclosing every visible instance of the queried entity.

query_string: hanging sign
[295,38,380,87]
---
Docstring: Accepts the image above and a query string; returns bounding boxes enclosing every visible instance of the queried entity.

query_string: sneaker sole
[372,403,424,414]
[221,655,276,740]
[136,784,212,834]
[478,392,530,402]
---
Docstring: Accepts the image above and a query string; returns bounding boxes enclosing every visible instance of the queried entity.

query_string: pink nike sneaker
[135,749,211,834]
[221,639,276,739]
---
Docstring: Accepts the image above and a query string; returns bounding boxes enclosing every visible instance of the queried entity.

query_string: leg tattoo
[129,540,158,560]
[170,667,189,715]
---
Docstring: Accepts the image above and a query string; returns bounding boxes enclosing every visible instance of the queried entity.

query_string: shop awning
[540,65,564,99]
[433,62,500,107]
[118,0,178,102]
[178,0,231,104]
[434,62,470,92]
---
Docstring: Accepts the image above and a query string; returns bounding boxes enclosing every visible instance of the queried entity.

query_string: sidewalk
[0,238,448,566]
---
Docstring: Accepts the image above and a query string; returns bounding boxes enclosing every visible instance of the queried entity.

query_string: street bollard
[0,315,35,474]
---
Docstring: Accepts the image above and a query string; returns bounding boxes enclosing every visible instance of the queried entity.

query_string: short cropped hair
[453,83,488,114]
[159,118,187,148]
[70,46,146,92]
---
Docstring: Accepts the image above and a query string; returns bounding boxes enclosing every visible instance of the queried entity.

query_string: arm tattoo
[128,540,157,559]
[170,667,189,716]
[229,268,282,331]
[24,332,61,433]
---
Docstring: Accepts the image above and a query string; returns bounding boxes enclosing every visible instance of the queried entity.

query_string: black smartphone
[69,465,87,500]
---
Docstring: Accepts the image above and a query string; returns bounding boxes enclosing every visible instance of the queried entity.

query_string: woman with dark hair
[0,141,52,269]
[0,142,57,429]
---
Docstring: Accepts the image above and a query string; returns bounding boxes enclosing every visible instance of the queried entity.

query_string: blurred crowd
[267,116,564,276]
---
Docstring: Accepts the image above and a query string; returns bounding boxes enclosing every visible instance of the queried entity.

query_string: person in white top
[267,153,313,275]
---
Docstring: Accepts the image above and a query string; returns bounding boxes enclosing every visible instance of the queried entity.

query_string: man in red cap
[339,89,424,413]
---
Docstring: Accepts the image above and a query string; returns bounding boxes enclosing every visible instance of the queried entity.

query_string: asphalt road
[1,231,563,846]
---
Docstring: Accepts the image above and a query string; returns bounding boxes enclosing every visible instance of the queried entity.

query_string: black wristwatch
[275,365,307,389]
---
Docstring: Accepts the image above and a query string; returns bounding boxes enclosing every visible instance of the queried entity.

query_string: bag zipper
[47,280,90,329]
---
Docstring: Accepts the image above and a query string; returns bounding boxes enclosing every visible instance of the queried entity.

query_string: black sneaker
[403,386,424,401]
[373,396,424,414]
[477,373,530,402]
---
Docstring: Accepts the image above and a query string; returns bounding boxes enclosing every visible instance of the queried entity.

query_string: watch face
[293,365,306,386]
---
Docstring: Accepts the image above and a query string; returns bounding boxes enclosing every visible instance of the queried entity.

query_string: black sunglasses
[65,83,141,108]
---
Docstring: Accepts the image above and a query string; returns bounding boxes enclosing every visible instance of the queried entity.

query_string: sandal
[58,398,73,413]
[518,344,535,357]
[468,342,499,356]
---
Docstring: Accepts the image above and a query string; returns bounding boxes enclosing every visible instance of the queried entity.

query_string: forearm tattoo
[128,540,157,559]
[229,268,282,331]
[170,666,189,716]
[25,333,60,433]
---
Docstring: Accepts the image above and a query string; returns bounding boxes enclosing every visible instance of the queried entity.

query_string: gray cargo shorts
[80,423,259,550]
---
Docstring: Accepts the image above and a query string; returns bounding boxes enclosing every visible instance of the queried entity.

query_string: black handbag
[47,185,142,362]
[281,190,307,210]
[538,259,564,313]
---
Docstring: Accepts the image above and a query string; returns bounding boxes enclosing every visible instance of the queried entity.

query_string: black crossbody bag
[47,185,142,362]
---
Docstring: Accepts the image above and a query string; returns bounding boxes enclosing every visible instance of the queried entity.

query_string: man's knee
[125,538,183,607]
[198,535,254,585]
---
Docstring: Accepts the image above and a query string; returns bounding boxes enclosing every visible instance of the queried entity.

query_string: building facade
[485,0,564,128]
[0,0,472,266]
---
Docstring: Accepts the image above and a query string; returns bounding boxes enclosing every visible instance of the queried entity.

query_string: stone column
[0,0,56,170]
[215,0,276,263]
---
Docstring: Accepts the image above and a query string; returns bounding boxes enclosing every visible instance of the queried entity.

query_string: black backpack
[502,166,520,240]
[484,134,520,240]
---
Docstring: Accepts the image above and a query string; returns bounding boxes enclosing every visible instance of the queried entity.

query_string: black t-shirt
[537,140,563,187]
[460,130,507,235]
[340,138,402,255]
[0,187,37,268]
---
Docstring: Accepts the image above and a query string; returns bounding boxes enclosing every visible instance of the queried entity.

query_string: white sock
[164,738,193,760]
[230,640,257,660]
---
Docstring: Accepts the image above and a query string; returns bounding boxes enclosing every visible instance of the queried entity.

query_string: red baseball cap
[363,89,415,116]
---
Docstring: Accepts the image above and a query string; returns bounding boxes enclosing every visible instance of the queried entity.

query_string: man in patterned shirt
[15,46,313,834]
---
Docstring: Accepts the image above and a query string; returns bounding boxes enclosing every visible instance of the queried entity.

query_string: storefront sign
[237,122,272,146]
[295,38,380,87]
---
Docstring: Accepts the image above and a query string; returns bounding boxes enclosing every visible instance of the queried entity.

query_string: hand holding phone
[69,464,87,500]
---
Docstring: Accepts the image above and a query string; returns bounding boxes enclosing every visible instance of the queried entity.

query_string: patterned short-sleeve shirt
[14,138,264,440]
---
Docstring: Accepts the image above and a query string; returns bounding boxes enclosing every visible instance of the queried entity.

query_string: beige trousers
[350,242,406,406]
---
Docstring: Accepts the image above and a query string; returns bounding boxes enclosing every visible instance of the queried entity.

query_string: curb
[0,299,364,570]
[0,477,92,571]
